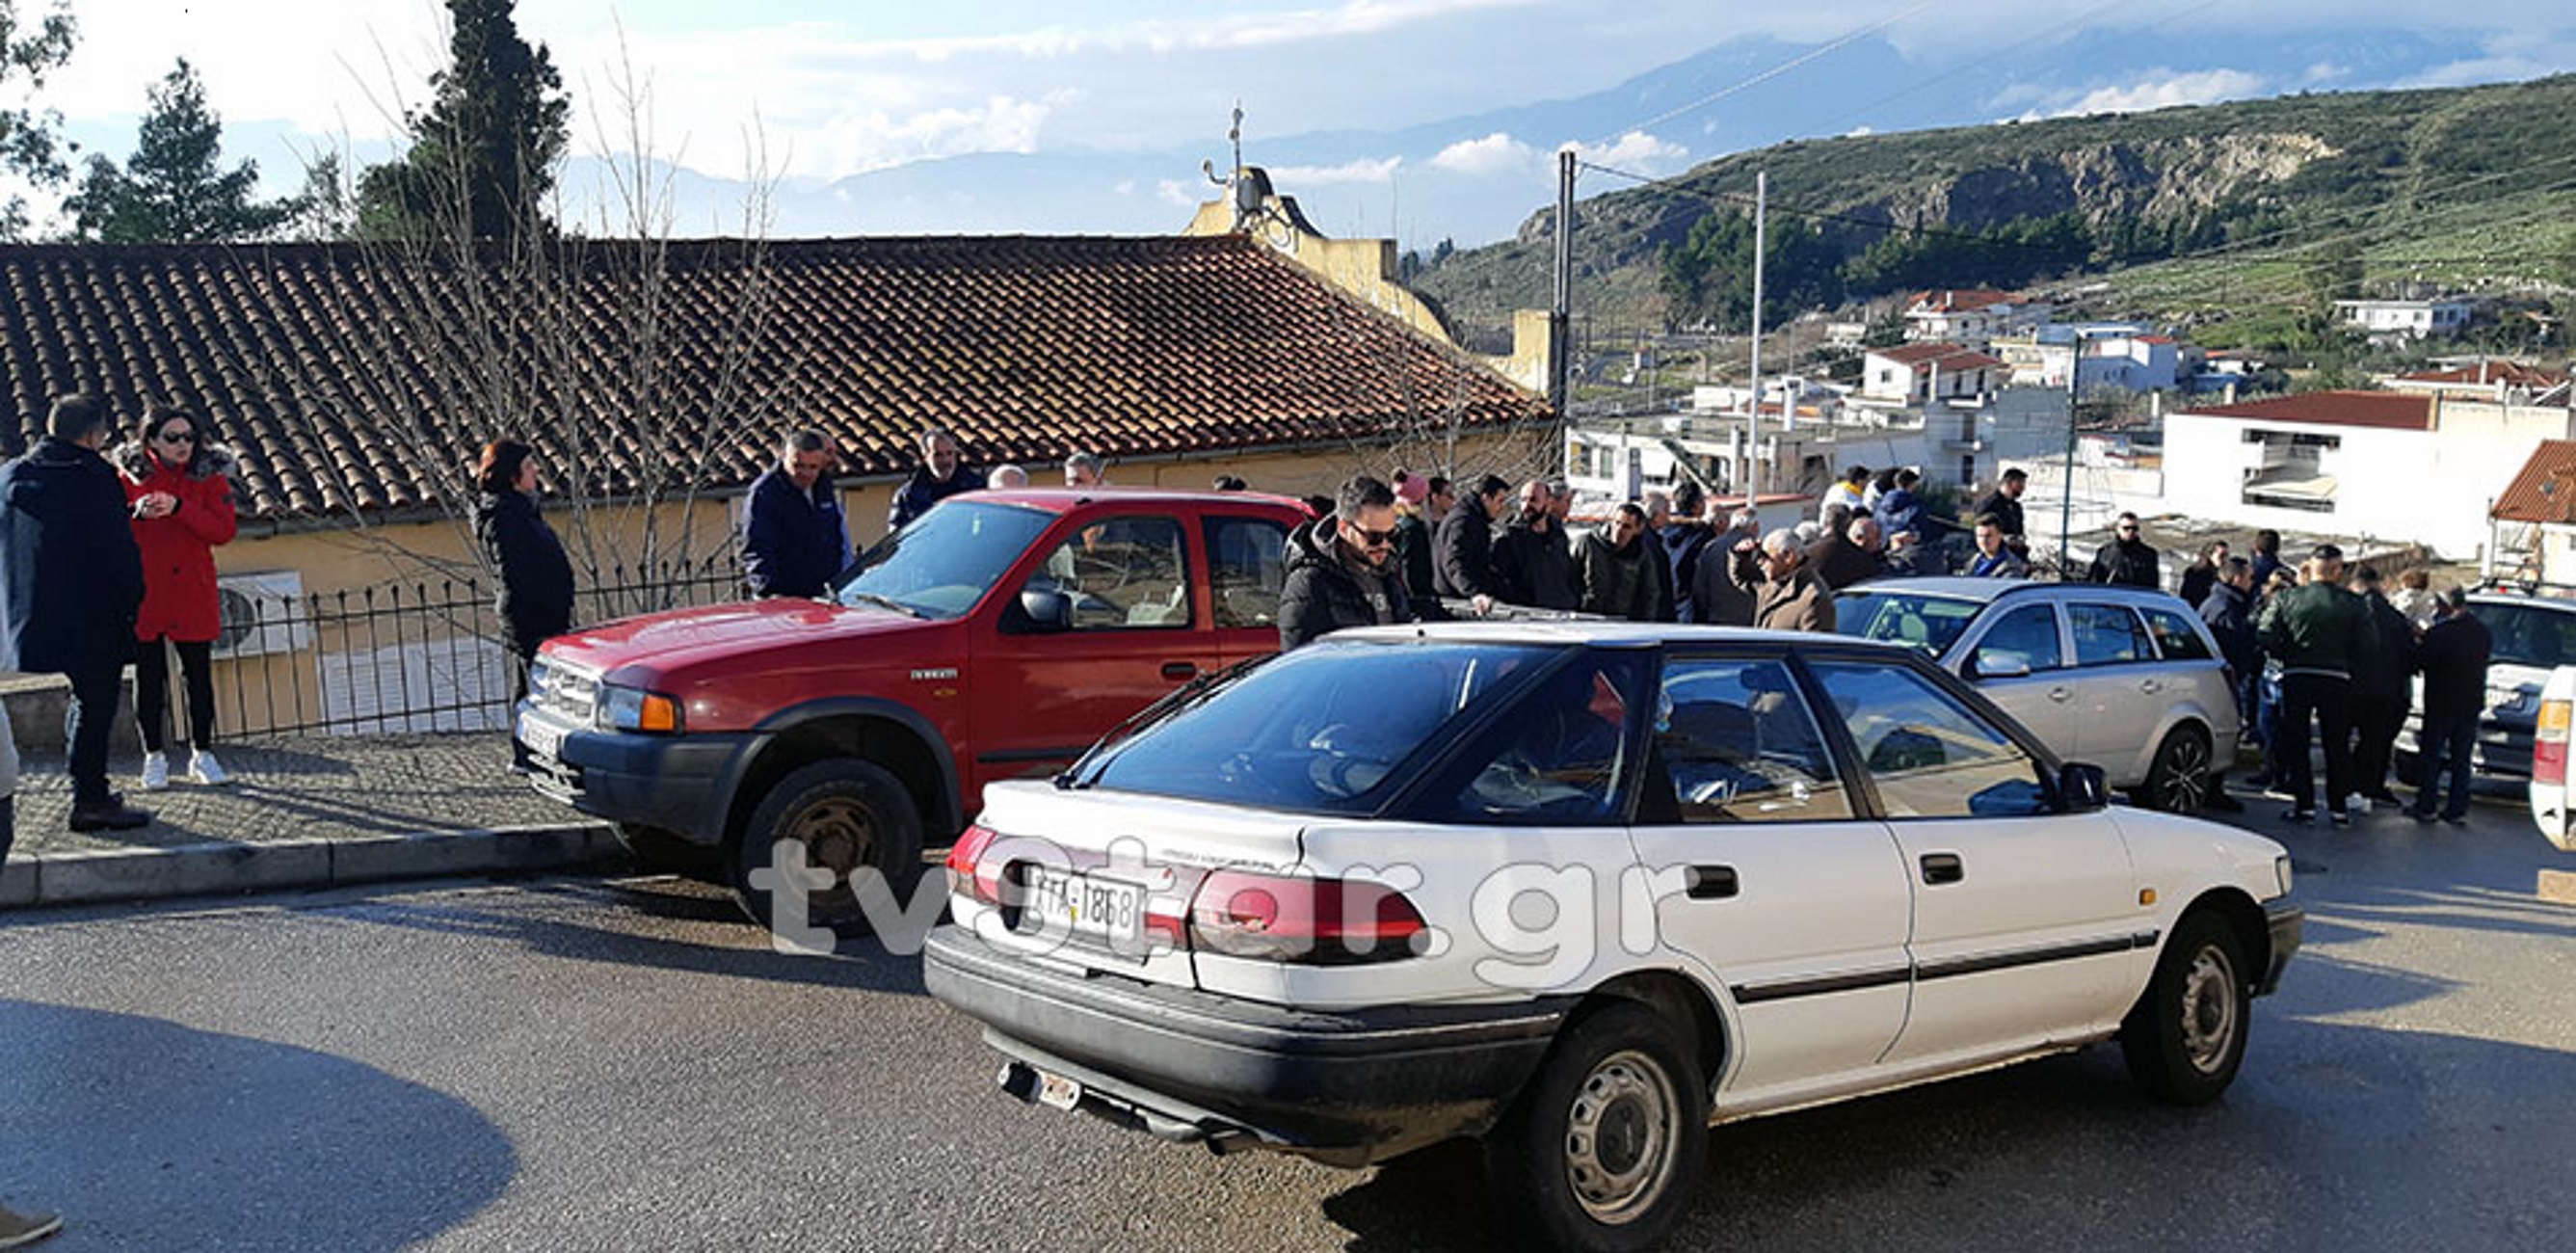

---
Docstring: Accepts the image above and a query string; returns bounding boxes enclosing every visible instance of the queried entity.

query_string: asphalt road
[2,798,2570,1252]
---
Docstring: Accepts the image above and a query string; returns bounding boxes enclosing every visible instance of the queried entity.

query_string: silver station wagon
[1835,578,2242,813]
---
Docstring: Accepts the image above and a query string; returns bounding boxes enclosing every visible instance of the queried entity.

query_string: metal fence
[200,556,745,738]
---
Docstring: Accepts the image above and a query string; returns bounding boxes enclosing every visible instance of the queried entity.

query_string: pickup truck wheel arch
[731,699,965,847]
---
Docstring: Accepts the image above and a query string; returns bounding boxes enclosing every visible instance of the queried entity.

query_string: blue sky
[38,1,2576,245]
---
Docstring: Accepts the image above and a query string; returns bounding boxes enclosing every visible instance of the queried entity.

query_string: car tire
[2135,724,2213,813]
[1482,1001,1707,1253]
[2120,908,2250,1106]
[614,823,721,880]
[730,759,926,937]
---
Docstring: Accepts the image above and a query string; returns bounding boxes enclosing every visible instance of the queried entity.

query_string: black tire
[2121,909,2251,1105]
[2135,724,2214,813]
[1482,1001,1707,1253]
[614,823,722,880]
[729,759,925,937]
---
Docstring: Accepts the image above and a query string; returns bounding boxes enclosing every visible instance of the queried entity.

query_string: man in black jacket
[1492,479,1578,611]
[886,426,986,532]
[1689,509,1761,626]
[1279,476,1411,649]
[2409,588,2491,824]
[2197,556,2261,813]
[2087,513,2163,588]
[0,394,150,831]
[1972,467,2029,555]
[742,430,854,598]
[2347,566,2417,808]
[1433,474,1511,615]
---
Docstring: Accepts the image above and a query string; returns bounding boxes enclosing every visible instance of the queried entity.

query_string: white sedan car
[925,623,2302,1252]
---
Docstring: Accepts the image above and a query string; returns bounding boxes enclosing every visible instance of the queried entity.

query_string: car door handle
[1920,853,1964,886]
[2047,685,2071,702]
[1161,661,1199,681]
[2139,679,2163,695]
[1685,865,1739,899]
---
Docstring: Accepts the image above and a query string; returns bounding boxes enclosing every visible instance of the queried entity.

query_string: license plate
[1036,1070,1082,1111]
[1017,864,1147,946]
[518,712,567,762]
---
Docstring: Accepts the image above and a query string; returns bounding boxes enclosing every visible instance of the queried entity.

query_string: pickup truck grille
[527,658,600,726]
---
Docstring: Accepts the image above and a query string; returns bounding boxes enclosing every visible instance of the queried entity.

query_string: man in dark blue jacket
[0,394,151,831]
[2409,588,2492,824]
[740,430,852,599]
[887,426,987,533]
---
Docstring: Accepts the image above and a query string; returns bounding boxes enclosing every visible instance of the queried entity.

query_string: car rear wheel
[730,759,926,938]
[2120,908,2250,1105]
[2135,724,2213,813]
[1482,1001,1706,1253]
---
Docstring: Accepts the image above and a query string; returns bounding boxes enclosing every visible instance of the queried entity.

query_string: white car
[2531,665,2576,852]
[924,623,2301,1252]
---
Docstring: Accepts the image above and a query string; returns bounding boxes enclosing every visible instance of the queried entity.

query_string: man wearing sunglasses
[1278,474,1414,650]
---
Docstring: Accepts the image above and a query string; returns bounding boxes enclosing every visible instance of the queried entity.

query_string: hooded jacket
[1278,515,1412,649]
[112,439,239,643]
[474,488,577,654]
[0,437,145,674]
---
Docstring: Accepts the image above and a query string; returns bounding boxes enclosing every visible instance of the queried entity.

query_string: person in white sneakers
[114,404,237,790]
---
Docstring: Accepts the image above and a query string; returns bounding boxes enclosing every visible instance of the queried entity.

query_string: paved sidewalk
[3,733,625,908]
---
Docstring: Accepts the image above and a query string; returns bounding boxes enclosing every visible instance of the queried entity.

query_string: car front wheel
[2121,908,2250,1105]
[2136,724,2213,813]
[1482,1001,1707,1253]
[730,758,926,938]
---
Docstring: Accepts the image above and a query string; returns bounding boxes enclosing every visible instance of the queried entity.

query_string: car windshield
[1077,639,1552,813]
[1835,590,1987,657]
[833,500,1054,619]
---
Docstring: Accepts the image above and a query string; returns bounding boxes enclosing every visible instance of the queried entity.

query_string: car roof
[2467,589,2576,612]
[1846,576,2190,607]
[951,487,1310,516]
[1321,619,1907,652]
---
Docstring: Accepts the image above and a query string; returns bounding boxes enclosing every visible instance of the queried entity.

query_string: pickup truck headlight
[2274,854,2295,898]
[597,683,683,733]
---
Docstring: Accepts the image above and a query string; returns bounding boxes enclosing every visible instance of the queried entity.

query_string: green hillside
[1414,74,2576,345]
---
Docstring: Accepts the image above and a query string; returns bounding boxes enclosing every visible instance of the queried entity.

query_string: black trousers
[2279,672,2356,815]
[134,637,217,753]
[65,662,123,806]
[2350,694,2407,798]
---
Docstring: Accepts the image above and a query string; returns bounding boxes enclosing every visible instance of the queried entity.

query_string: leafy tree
[0,1,75,238]
[65,59,306,243]
[1658,209,1843,333]
[359,0,571,241]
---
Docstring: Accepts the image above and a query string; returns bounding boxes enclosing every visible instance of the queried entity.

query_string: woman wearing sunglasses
[113,403,238,789]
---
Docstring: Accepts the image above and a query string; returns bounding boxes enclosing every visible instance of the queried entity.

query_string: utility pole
[1747,171,1767,512]
[1550,149,1575,414]
[2058,335,2079,579]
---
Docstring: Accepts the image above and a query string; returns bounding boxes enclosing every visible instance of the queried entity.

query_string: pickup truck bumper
[922,924,1572,1166]
[517,702,761,845]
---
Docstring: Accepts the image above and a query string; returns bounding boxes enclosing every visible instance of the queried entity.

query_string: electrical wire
[1588,2,1938,148]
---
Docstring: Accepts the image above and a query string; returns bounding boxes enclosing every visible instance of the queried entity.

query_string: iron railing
[199,556,744,738]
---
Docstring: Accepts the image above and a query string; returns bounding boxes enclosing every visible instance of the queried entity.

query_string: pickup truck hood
[542,597,919,680]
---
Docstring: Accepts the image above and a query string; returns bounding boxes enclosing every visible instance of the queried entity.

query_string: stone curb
[0,823,628,910]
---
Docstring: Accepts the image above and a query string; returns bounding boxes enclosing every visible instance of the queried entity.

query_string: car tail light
[1188,868,1426,965]
[2536,699,2570,786]
[946,823,1004,904]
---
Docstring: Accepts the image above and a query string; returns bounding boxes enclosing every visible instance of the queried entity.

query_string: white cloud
[2053,68,2271,117]
[1568,130,1688,173]
[1156,178,1198,207]
[2301,62,2350,86]
[1269,156,1404,185]
[1430,131,1536,176]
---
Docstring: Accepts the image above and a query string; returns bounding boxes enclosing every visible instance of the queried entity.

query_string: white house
[2335,298,2473,342]
[2162,389,2575,558]
[1992,324,2184,393]
[1902,288,2051,345]
[1861,341,2005,405]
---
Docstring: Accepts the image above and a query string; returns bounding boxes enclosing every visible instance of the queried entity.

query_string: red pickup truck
[514,489,1309,930]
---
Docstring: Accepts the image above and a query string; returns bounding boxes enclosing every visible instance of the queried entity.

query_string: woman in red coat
[115,404,238,789]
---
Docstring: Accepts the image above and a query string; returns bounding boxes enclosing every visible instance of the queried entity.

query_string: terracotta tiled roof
[2397,360,2567,388]
[2492,439,2576,523]
[0,236,1548,522]
[1905,288,2018,313]
[2184,390,2434,432]
[1872,341,2007,372]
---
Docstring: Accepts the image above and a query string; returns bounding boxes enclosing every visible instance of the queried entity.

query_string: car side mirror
[1010,588,1073,634]
[1970,649,2032,680]
[2058,761,2110,813]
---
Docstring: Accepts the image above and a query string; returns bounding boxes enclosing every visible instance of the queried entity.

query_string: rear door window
[2068,602,2153,667]
[1641,655,1851,824]
[1418,652,1652,827]
[1969,602,2062,674]
[1204,515,1289,628]
[2141,606,2214,660]
[1810,660,2052,819]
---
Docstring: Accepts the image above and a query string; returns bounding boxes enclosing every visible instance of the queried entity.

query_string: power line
[1589,2,1937,148]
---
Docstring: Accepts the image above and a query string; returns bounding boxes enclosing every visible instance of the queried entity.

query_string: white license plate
[1036,1070,1082,1111]
[518,713,568,761]
[1018,865,1147,945]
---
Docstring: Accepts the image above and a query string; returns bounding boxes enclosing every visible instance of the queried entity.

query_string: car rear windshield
[834,500,1054,619]
[1835,590,1986,657]
[1078,639,1553,813]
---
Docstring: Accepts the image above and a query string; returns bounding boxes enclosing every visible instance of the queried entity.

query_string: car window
[2068,602,2153,667]
[2477,603,2576,669]
[1835,590,1983,656]
[1810,661,2052,819]
[1026,515,1191,630]
[2141,606,2214,661]
[1421,652,1651,827]
[837,500,1053,618]
[1204,515,1289,628]
[1970,603,2061,674]
[1640,656,1851,824]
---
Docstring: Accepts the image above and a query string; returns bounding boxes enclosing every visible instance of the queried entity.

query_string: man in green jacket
[2255,545,2377,825]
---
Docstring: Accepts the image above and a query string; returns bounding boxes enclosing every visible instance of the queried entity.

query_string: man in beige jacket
[1730,527,1837,633]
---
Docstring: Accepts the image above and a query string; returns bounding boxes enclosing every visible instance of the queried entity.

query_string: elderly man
[744,429,854,598]
[1730,526,1836,633]
[889,426,985,531]
[988,464,1029,489]
[1064,451,1109,489]
[1687,508,1761,626]
[1816,516,1885,589]
[1279,475,1413,649]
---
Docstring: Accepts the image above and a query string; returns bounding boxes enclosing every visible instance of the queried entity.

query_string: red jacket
[115,440,239,643]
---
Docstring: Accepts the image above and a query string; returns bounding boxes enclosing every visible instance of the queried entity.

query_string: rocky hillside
[1416,73,2576,334]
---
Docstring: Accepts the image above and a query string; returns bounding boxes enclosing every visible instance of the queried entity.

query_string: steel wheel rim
[2158,734,2211,811]
[2179,943,2241,1074]
[1563,1049,1682,1224]
[784,797,876,908]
